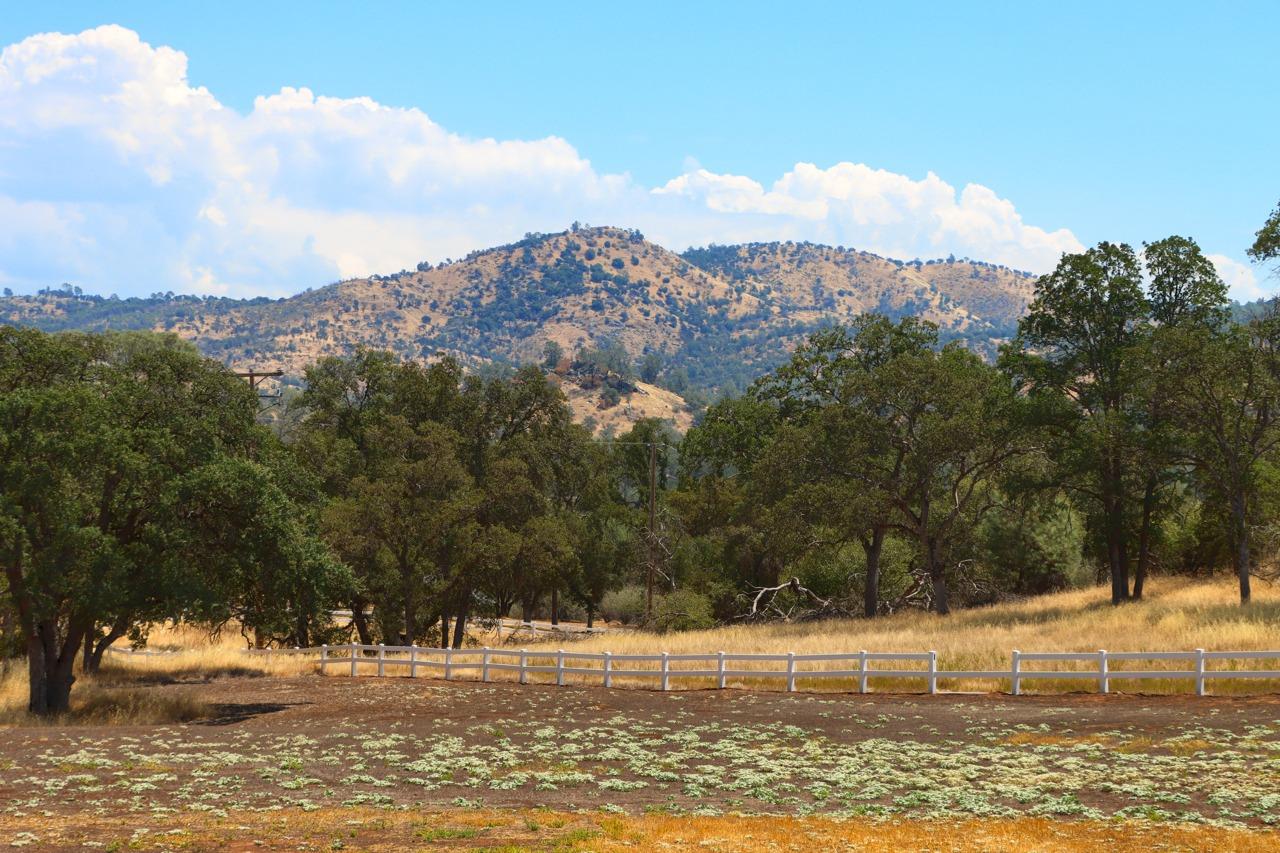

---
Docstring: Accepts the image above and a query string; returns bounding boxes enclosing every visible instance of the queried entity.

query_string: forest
[2,207,1280,716]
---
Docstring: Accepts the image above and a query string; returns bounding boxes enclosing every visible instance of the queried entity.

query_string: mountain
[0,225,1038,430]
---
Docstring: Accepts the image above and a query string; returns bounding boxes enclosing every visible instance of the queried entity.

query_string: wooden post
[519,649,528,685]
[660,652,670,691]
[444,647,453,681]
[377,643,385,677]
[858,650,868,694]
[482,647,491,683]
[1195,648,1206,697]
[556,649,565,686]
[350,643,358,677]
[786,652,797,692]
[717,651,726,689]
[603,652,613,688]
[320,644,328,674]
[1098,649,1109,694]
[927,651,937,695]
[1011,649,1021,696]
[410,645,417,678]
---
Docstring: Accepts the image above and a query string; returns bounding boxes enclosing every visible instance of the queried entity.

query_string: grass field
[512,576,1280,694]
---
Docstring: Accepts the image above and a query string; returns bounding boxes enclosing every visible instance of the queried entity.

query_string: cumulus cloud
[0,25,1147,299]
[1208,254,1268,303]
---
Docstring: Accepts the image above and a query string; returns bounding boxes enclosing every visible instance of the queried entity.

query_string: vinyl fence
[278,644,1280,696]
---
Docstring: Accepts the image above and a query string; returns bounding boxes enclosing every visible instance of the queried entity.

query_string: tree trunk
[28,620,86,716]
[403,602,416,648]
[1232,491,1252,604]
[550,588,559,626]
[82,626,94,674]
[350,600,373,647]
[1134,476,1156,600]
[924,537,949,616]
[1104,473,1130,604]
[85,619,128,676]
[451,602,468,649]
[586,604,595,629]
[440,613,451,648]
[862,527,885,618]
[521,600,534,623]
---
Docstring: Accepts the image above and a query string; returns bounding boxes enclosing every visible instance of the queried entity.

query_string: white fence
[276,644,1280,696]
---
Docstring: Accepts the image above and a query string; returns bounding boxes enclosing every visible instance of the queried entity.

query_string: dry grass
[0,664,208,727]
[0,806,1272,851]
[494,576,1280,694]
[0,621,314,726]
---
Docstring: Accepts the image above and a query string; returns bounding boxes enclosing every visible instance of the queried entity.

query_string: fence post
[320,644,328,674]
[717,651,726,689]
[482,647,491,683]
[377,643,385,677]
[603,652,613,688]
[858,650,869,694]
[1098,649,1109,694]
[1011,649,1021,696]
[927,650,938,695]
[519,649,528,685]
[1195,648,1206,697]
[556,649,565,686]
[350,643,358,677]
[786,652,797,693]
[660,652,670,691]
[444,647,453,681]
[410,645,417,678]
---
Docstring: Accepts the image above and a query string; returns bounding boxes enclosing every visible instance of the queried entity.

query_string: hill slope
[0,226,1038,427]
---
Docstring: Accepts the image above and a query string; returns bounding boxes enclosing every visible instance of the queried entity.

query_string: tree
[864,344,1029,614]
[1005,243,1148,604]
[1159,313,1280,603]
[639,352,664,384]
[542,340,564,369]
[324,419,479,644]
[1249,200,1280,267]
[1129,237,1229,597]
[745,318,936,617]
[0,329,338,714]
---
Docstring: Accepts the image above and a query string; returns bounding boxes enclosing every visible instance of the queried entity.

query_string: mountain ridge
[0,225,1040,429]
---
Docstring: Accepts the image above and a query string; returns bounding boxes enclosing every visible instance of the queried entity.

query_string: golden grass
[494,576,1280,694]
[0,665,209,727]
[0,621,315,726]
[0,806,1272,851]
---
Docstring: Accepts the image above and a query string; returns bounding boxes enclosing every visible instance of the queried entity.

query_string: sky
[0,2,1276,300]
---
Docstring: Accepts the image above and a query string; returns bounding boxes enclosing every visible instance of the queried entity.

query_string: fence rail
[246,644,1280,696]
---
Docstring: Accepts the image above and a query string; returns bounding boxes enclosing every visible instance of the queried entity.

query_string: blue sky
[0,2,1276,299]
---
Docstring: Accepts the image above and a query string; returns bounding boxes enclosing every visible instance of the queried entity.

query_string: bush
[652,589,715,632]
[600,585,646,624]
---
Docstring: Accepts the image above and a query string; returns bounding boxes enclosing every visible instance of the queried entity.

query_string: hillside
[0,226,1038,430]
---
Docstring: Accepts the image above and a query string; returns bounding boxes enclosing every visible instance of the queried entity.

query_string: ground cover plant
[1,672,1278,850]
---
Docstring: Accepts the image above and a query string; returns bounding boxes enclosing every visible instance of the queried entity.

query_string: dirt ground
[1,675,1278,850]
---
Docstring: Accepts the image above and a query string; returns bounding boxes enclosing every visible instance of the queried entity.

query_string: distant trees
[293,350,601,646]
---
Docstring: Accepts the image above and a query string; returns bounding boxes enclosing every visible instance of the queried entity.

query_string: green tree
[1159,313,1280,603]
[1005,243,1148,604]
[1249,200,1280,266]
[0,329,339,715]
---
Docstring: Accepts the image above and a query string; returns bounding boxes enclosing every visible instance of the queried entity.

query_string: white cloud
[1208,253,1268,303]
[0,25,1091,298]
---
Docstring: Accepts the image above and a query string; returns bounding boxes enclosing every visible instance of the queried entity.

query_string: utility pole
[646,439,657,620]
[234,368,285,400]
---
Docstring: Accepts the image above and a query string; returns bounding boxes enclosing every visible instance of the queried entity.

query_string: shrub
[652,590,715,632]
[600,585,646,625]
